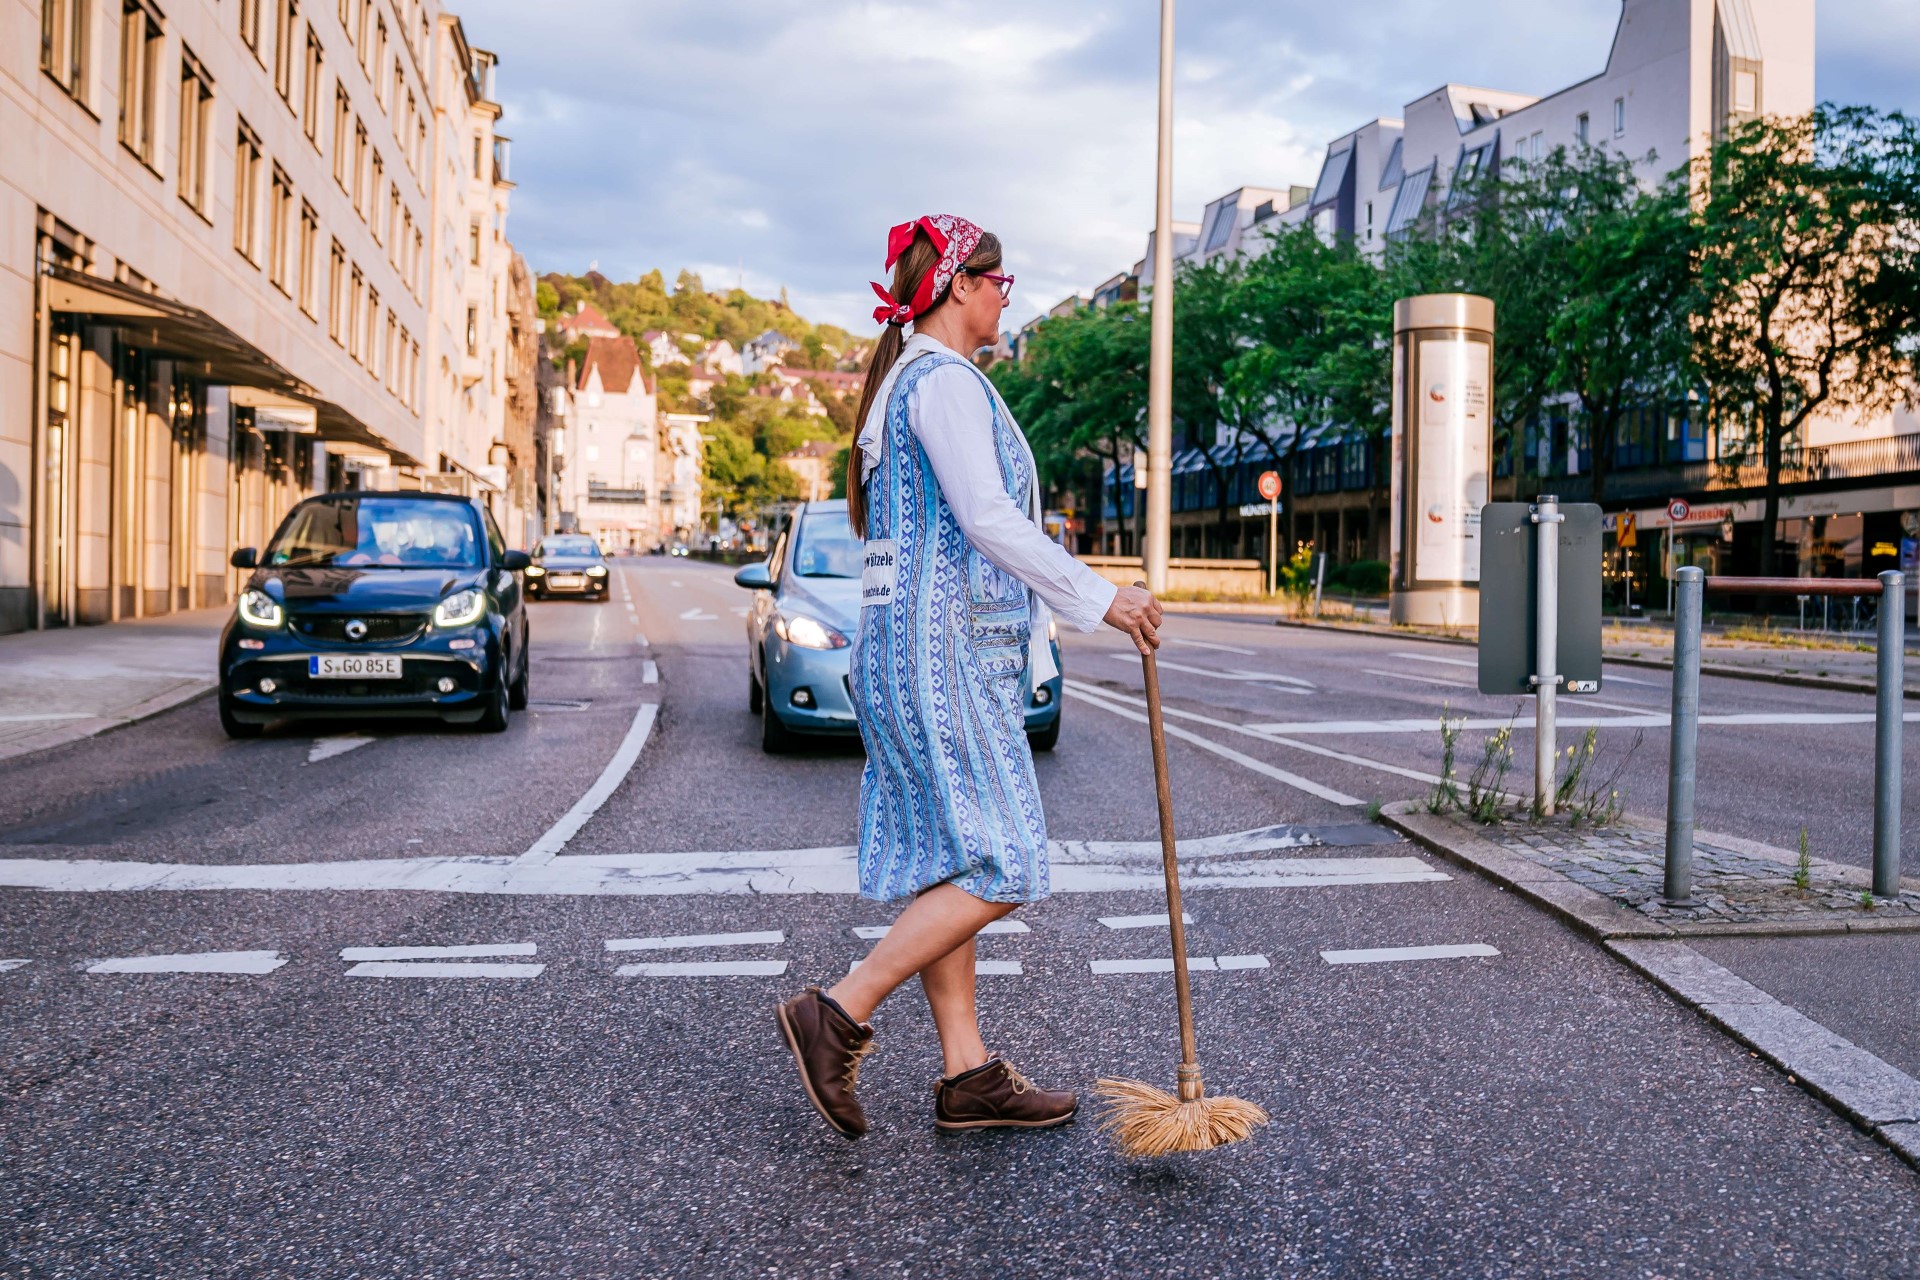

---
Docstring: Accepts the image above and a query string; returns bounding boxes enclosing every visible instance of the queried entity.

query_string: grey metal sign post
[1874,569,1905,897]
[1664,567,1703,902]
[1479,499,1604,816]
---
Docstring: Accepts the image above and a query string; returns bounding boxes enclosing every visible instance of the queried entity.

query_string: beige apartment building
[1,0,518,633]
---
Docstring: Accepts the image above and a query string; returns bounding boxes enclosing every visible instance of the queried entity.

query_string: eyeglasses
[962,268,1015,301]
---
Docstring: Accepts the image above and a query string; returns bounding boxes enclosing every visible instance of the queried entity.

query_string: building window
[468,218,481,266]
[365,13,383,75]
[466,305,477,356]
[472,133,483,179]
[177,49,214,216]
[268,165,295,294]
[414,117,426,174]
[347,265,364,360]
[1732,69,1758,115]
[411,226,423,295]
[234,119,262,262]
[384,309,398,390]
[365,288,380,375]
[298,201,320,317]
[327,239,346,342]
[1613,97,1626,137]
[274,0,298,104]
[368,153,384,240]
[332,84,351,188]
[387,189,403,266]
[1575,112,1589,145]
[238,0,261,57]
[302,28,323,143]
[352,119,368,217]
[41,0,90,101]
[118,0,164,169]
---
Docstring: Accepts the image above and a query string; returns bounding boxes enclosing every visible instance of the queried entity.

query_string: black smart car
[218,491,531,738]
[526,534,609,599]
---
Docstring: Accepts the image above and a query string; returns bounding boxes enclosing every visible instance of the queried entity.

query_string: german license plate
[551,574,584,588]
[309,654,402,678]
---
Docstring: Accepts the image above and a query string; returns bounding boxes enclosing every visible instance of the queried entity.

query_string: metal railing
[1665,567,1906,900]
[1547,432,1920,504]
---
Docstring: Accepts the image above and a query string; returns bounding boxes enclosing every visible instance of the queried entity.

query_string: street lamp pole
[1144,0,1175,596]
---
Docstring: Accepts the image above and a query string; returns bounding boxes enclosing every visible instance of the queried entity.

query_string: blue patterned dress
[850,353,1050,904]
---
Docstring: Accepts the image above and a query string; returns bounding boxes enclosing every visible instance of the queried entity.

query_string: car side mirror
[230,547,257,569]
[500,550,532,571]
[732,561,773,590]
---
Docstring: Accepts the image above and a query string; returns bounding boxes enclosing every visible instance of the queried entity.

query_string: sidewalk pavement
[0,608,224,762]
[1384,800,1920,1169]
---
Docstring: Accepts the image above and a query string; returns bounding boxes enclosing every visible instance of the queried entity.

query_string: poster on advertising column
[1415,339,1490,583]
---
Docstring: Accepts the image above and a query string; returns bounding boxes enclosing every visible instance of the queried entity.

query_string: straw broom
[1094,647,1269,1156]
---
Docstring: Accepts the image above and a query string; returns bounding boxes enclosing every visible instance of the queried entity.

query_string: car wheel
[1028,710,1061,753]
[219,691,263,740]
[749,666,764,715]
[508,647,529,710]
[761,693,797,754]
[477,673,511,733]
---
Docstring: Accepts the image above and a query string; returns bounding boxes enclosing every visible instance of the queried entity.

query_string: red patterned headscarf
[869,214,985,327]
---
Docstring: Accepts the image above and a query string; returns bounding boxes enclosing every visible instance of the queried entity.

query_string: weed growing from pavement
[1557,727,1641,828]
[1794,827,1814,893]
[1861,890,1878,909]
[1427,705,1463,814]
[1466,724,1515,824]
[1364,798,1383,822]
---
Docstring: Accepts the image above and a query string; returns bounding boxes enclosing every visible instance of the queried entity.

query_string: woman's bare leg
[827,883,1014,1023]
[918,935,991,1077]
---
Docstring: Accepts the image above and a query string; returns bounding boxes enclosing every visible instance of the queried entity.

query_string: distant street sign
[1617,511,1637,549]
[1257,470,1281,501]
[1478,502,1604,696]
[1667,498,1691,522]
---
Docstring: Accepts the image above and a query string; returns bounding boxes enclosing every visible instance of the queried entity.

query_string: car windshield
[790,510,860,578]
[536,536,599,558]
[266,498,483,569]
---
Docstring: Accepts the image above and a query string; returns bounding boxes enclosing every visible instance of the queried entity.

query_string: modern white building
[1,0,519,632]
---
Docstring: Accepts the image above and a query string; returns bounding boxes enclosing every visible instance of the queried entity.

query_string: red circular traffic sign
[1667,499,1690,522]
[1257,470,1281,501]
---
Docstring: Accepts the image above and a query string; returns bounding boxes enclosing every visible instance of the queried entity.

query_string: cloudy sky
[458,0,1920,334]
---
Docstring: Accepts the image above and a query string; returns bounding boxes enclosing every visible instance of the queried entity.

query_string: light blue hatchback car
[733,500,1063,754]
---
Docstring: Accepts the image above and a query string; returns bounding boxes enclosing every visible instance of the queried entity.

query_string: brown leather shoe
[775,987,875,1139]
[934,1057,1077,1131]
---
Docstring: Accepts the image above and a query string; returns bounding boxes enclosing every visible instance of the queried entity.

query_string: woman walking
[775,215,1163,1139]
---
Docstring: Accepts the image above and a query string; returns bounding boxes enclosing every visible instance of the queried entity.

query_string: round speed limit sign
[1257,470,1281,501]
[1667,499,1690,522]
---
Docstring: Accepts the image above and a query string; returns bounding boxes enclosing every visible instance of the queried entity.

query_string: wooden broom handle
[1141,648,1201,1074]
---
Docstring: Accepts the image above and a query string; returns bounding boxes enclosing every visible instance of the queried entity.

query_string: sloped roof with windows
[577,335,649,395]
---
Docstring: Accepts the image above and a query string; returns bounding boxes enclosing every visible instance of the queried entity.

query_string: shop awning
[45,265,418,466]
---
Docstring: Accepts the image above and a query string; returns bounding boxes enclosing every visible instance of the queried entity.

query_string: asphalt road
[4,557,1918,1279]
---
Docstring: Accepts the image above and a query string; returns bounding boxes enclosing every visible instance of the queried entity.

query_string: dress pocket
[969,599,1030,679]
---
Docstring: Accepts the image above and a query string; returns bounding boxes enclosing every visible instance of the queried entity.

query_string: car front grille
[291,613,430,644]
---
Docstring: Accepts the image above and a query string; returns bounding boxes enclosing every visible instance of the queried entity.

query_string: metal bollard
[1874,570,1905,897]
[1665,567,1704,903]
[1533,496,1564,816]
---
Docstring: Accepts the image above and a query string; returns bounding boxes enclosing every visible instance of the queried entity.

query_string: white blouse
[907,360,1118,636]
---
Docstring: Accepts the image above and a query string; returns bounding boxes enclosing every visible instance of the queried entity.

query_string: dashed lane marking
[1090,955,1270,975]
[1242,712,1920,735]
[1099,913,1192,930]
[340,943,536,961]
[514,702,659,866]
[852,921,1029,939]
[1108,653,1313,691]
[1320,943,1500,965]
[1364,667,1471,690]
[307,734,374,764]
[617,960,788,978]
[1395,652,1477,669]
[347,961,546,979]
[642,660,658,684]
[1163,637,1257,656]
[850,958,1022,976]
[679,608,717,621]
[604,931,782,951]
[87,950,289,975]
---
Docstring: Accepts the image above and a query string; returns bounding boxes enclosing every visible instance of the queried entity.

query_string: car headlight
[774,613,849,650]
[525,564,546,577]
[587,565,608,577]
[434,588,487,627]
[238,588,283,628]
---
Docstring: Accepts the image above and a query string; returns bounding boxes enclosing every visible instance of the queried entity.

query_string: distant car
[732,499,1063,753]
[217,491,531,738]
[526,534,609,599]
[670,542,691,558]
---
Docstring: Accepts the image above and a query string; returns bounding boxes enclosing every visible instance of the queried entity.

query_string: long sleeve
[908,364,1118,633]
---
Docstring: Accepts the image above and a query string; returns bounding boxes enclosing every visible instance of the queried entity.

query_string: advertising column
[1390,294,1495,627]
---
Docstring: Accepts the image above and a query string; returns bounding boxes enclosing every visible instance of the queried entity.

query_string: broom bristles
[1093,1076,1269,1157]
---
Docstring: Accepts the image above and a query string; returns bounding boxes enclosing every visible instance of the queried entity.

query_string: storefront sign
[1238,502,1281,518]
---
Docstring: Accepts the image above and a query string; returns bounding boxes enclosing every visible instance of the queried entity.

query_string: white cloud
[457,0,1920,333]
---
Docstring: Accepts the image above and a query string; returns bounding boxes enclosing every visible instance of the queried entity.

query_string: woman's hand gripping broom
[1093,646,1269,1156]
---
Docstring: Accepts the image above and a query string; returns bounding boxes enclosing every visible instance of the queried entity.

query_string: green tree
[1691,106,1920,575]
